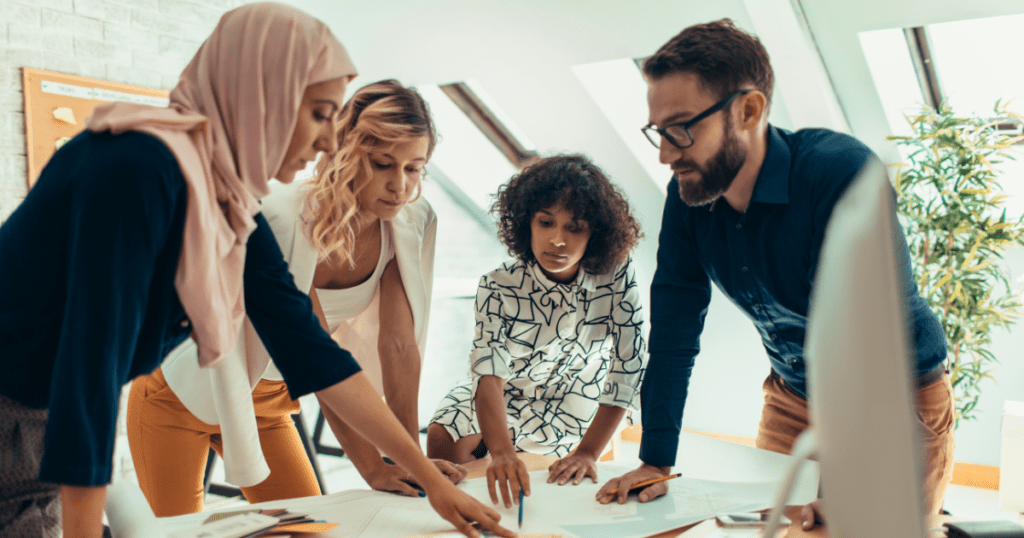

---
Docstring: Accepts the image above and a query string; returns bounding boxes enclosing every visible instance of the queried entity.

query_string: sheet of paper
[167,513,279,538]
[455,468,772,538]
[357,506,457,537]
[158,489,387,535]
[156,457,818,538]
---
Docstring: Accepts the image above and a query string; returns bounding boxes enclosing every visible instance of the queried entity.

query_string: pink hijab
[87,3,357,368]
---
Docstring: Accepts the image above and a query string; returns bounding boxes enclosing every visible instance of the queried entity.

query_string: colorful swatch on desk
[403,533,562,538]
[262,522,339,534]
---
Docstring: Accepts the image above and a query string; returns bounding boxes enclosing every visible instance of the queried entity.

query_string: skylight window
[415,83,519,216]
[438,80,537,168]
[573,58,668,193]
[858,28,925,138]
[859,16,1024,218]
[928,13,1024,118]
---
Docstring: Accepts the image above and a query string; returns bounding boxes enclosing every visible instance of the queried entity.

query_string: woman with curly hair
[128,80,468,516]
[427,154,648,508]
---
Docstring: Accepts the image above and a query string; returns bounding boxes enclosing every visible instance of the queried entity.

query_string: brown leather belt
[915,363,946,389]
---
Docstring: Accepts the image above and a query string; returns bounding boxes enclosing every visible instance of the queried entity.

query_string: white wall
[0,0,243,222]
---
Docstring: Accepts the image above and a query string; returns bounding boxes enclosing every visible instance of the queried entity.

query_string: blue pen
[518,488,524,529]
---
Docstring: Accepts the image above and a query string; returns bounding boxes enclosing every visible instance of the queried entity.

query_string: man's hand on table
[595,463,672,504]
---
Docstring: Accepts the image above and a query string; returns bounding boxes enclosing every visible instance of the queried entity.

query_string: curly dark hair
[492,154,642,276]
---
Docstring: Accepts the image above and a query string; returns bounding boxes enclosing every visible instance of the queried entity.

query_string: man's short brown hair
[643,19,774,108]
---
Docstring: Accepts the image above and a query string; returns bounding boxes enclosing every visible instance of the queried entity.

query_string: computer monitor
[803,158,927,538]
[763,158,928,537]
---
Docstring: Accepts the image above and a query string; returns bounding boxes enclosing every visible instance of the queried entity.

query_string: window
[859,17,1024,218]
[928,14,1024,118]
[573,58,669,193]
[415,83,520,217]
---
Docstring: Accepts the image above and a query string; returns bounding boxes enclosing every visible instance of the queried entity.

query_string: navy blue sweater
[0,130,361,486]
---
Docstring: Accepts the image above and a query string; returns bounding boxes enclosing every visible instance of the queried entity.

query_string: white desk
[144,431,819,538]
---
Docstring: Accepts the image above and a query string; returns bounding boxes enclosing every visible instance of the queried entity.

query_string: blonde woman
[127,80,466,515]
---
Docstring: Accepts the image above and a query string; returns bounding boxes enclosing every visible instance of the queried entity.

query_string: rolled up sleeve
[599,258,647,411]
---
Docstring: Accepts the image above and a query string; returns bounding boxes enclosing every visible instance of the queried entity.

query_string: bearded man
[596,19,954,529]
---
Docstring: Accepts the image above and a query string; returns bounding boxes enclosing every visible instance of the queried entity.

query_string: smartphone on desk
[715,512,791,528]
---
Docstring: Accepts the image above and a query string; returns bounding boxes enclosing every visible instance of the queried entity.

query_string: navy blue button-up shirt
[638,125,947,467]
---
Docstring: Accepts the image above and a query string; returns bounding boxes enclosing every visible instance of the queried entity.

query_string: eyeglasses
[641,89,753,150]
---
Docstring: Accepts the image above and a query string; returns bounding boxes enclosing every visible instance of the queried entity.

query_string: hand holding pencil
[605,472,681,495]
[595,464,676,505]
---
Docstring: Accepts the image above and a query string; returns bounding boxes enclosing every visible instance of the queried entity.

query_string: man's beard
[675,121,747,207]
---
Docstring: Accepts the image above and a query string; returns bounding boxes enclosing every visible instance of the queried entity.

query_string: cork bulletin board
[21,68,171,188]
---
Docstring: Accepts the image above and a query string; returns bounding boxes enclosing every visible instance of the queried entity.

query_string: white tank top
[262,222,395,381]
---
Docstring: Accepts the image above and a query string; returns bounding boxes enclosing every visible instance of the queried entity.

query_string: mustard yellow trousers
[127,368,321,517]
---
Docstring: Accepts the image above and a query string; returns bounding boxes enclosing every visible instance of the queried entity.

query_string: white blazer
[161,180,437,486]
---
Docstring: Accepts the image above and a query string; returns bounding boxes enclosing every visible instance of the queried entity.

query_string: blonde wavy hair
[304,79,437,267]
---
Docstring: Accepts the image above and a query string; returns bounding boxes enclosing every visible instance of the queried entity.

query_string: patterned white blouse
[431,257,647,456]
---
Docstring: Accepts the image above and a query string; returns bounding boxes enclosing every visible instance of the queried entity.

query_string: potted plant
[890,101,1024,423]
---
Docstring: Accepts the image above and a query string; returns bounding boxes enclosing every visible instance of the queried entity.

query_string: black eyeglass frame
[641,89,753,150]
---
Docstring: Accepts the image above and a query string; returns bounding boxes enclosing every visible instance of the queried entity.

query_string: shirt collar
[749,124,791,206]
[527,260,595,292]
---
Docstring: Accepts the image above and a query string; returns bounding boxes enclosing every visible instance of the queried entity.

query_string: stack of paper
[167,508,338,538]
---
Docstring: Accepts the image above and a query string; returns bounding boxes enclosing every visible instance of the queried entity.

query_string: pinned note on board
[51,107,76,125]
[22,68,170,188]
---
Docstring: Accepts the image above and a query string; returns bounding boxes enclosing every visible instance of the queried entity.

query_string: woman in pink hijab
[0,4,512,538]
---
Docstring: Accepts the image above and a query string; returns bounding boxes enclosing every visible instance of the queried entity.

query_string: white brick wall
[0,0,247,224]
[0,0,249,479]
[41,9,104,40]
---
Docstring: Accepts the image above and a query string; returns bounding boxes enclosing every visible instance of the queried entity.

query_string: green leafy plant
[890,101,1024,423]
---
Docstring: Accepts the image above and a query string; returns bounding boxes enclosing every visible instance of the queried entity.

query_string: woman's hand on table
[364,458,468,496]
[547,450,599,485]
[423,479,517,538]
[486,451,531,508]
[596,463,672,504]
[364,460,428,497]
[432,458,468,484]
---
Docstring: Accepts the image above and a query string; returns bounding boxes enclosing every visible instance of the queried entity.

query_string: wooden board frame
[21,68,170,188]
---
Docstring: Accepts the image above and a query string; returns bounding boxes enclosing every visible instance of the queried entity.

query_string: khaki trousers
[755,371,955,515]
[127,368,321,517]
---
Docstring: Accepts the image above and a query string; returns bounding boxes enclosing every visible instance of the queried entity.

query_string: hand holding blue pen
[485,452,531,509]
